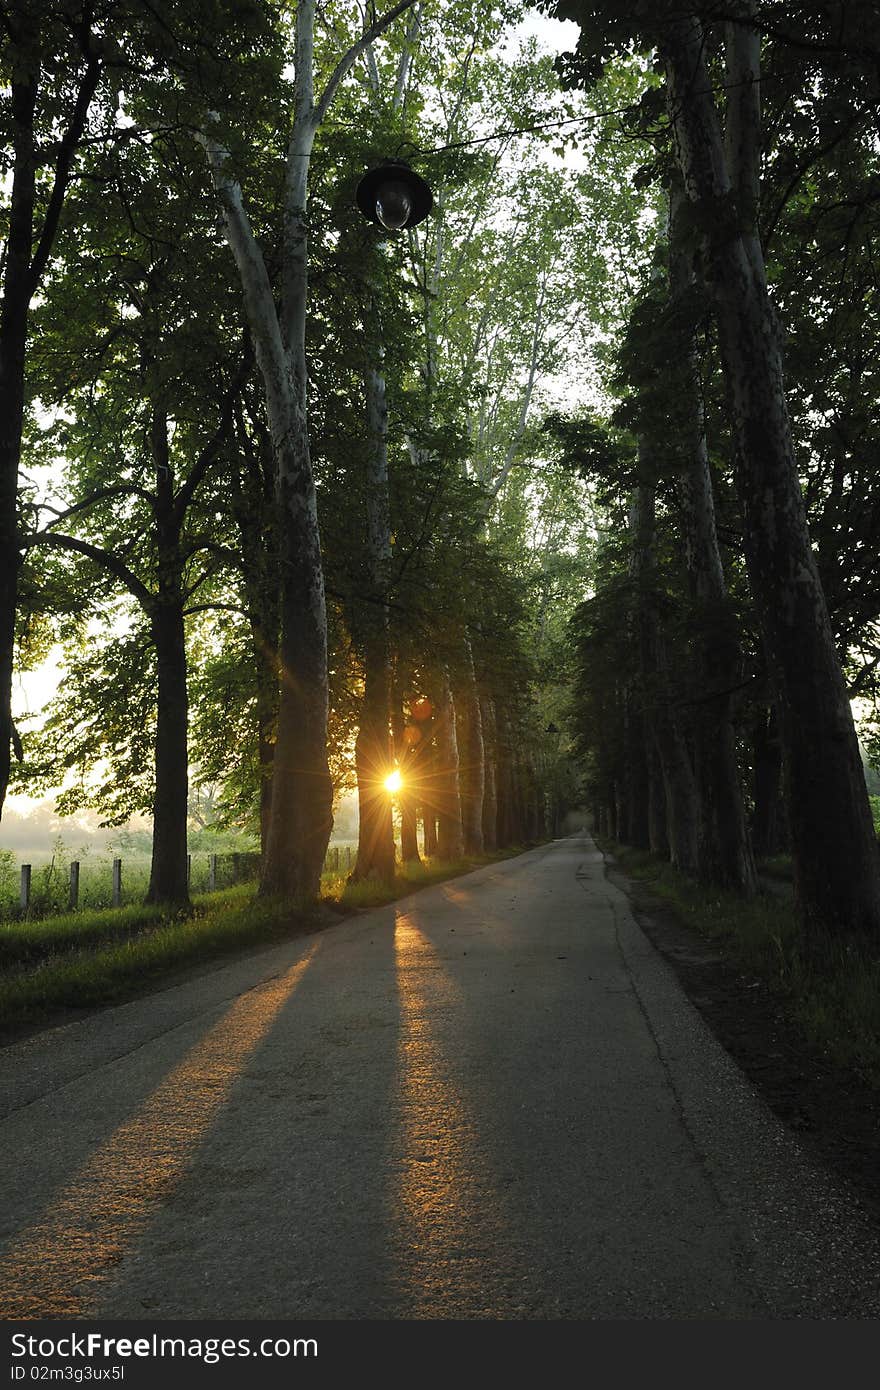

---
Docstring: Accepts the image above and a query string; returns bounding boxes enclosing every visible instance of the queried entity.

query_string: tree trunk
[510,739,528,843]
[527,753,544,840]
[422,798,438,857]
[145,410,190,907]
[751,704,786,858]
[0,73,38,819]
[351,365,395,883]
[630,473,700,872]
[479,694,498,850]
[231,421,279,858]
[0,40,101,818]
[147,599,190,905]
[624,693,650,849]
[669,174,757,895]
[392,679,421,865]
[499,725,519,844]
[455,637,485,855]
[647,739,669,857]
[434,669,464,860]
[663,8,880,947]
[204,3,422,896]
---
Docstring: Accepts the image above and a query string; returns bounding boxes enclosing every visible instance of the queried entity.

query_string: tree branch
[182,601,250,620]
[28,37,103,295]
[42,484,156,529]
[173,346,252,523]
[313,0,419,127]
[20,530,153,608]
[198,122,288,400]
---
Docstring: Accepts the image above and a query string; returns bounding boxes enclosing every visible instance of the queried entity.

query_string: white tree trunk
[201,0,419,897]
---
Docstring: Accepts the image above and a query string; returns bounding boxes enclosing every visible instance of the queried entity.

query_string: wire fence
[0,844,359,923]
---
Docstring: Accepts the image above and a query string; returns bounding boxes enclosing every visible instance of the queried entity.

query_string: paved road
[1,834,879,1320]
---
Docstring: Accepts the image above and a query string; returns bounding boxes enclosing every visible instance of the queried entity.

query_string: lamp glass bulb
[375,180,412,230]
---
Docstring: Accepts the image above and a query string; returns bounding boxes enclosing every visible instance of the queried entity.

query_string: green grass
[321,847,526,912]
[0,887,301,1031]
[0,844,361,923]
[0,848,261,921]
[0,847,530,1036]
[759,854,794,883]
[602,840,880,1085]
[0,881,259,970]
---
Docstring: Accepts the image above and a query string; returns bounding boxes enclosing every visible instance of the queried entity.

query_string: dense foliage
[3,1,879,951]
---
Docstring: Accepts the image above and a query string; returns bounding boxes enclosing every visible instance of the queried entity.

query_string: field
[0,840,360,921]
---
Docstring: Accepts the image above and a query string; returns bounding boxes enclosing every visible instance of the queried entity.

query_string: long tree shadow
[0,942,321,1318]
[379,838,765,1318]
[92,909,408,1318]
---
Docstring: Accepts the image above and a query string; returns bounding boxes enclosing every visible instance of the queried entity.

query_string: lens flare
[385,769,403,794]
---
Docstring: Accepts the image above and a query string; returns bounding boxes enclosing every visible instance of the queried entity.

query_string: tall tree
[553,0,880,951]
[0,1,107,817]
[200,0,419,899]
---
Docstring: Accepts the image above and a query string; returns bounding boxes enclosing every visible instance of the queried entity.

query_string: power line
[420,100,657,156]
[415,70,798,158]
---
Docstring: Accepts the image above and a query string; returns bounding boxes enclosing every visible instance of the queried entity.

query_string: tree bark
[0,32,102,819]
[497,719,514,844]
[147,598,190,905]
[455,637,485,855]
[391,677,421,864]
[663,8,880,947]
[202,4,421,897]
[480,694,498,851]
[751,704,786,858]
[630,473,700,873]
[0,71,37,819]
[203,99,331,896]
[422,794,438,857]
[434,669,464,859]
[351,365,395,883]
[230,413,279,856]
[145,409,190,907]
[623,692,650,850]
[647,739,669,857]
[668,174,758,895]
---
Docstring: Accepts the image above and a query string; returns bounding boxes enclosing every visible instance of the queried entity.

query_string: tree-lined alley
[2,0,880,970]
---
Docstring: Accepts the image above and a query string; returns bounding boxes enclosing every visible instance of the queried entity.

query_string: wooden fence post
[69,861,80,910]
[333,846,339,871]
[209,854,217,892]
[20,864,31,912]
[112,858,122,908]
[346,845,352,870]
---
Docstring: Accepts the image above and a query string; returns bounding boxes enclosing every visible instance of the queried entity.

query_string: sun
[384,769,403,794]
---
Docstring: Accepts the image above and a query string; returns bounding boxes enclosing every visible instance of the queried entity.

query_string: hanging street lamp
[356,157,433,231]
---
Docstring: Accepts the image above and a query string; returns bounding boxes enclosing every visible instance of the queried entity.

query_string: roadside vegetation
[601,840,880,1087]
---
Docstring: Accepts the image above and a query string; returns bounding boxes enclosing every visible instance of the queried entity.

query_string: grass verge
[0,847,531,1038]
[600,840,880,1086]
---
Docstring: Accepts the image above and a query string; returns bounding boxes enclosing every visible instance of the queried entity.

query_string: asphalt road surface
[1,834,879,1320]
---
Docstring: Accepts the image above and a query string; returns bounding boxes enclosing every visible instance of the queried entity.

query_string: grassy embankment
[0,849,526,1035]
[600,838,880,1086]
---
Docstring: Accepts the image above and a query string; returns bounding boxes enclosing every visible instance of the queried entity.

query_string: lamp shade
[356,158,433,230]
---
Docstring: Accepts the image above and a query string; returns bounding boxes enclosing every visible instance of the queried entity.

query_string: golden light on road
[0,943,320,1318]
[390,908,514,1315]
[384,769,403,794]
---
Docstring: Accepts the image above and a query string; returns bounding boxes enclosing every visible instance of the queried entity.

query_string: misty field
[0,840,360,921]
